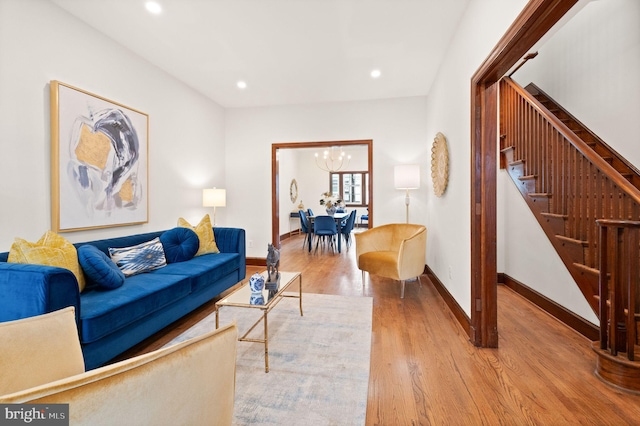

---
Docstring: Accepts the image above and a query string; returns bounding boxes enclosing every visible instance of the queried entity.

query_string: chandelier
[314,146,351,172]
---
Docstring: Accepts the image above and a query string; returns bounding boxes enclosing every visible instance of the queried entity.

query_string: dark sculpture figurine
[266,243,280,281]
[265,243,281,296]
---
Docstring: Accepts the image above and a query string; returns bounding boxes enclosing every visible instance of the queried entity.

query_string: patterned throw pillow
[177,214,220,256]
[108,237,167,277]
[8,230,86,292]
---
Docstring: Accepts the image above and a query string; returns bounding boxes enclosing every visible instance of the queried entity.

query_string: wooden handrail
[526,82,640,179]
[502,77,640,206]
[508,52,538,78]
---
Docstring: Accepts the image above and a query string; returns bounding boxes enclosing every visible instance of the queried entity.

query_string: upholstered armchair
[0,307,238,425]
[355,223,427,298]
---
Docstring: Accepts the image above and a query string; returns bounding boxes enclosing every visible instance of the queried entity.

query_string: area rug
[165,292,373,425]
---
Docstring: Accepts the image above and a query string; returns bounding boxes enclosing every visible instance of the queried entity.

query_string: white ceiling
[50,0,470,108]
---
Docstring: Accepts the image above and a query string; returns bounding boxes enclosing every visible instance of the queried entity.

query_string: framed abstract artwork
[50,81,149,232]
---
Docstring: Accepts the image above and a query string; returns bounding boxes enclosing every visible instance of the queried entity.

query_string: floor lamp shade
[203,188,226,207]
[394,165,420,223]
[394,165,421,190]
[203,188,226,225]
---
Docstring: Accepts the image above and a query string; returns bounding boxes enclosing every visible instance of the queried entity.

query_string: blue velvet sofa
[0,227,246,370]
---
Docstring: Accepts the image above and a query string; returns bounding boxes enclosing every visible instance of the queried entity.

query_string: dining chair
[360,208,369,226]
[298,210,313,250]
[313,215,337,253]
[307,208,314,217]
[340,210,357,248]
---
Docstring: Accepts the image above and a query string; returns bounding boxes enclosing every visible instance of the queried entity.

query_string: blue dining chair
[307,208,314,217]
[360,208,369,226]
[313,215,337,253]
[340,210,357,248]
[298,210,313,250]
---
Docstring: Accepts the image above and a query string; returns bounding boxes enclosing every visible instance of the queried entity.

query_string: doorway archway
[271,140,373,248]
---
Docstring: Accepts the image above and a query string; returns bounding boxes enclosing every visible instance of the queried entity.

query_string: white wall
[277,149,299,234]
[0,0,226,249]
[224,97,429,257]
[423,0,529,317]
[513,0,640,168]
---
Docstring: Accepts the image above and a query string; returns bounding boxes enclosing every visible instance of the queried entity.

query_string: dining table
[307,212,349,253]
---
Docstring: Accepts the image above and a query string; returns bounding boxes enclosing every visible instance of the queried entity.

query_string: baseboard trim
[498,273,599,341]
[246,257,267,267]
[425,265,471,338]
[281,229,304,241]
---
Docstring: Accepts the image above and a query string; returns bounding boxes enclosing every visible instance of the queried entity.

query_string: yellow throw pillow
[178,214,220,256]
[8,230,86,292]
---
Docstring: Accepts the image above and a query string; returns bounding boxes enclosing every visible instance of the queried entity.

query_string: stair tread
[594,296,639,319]
[528,193,551,198]
[518,174,537,181]
[501,146,515,153]
[541,212,567,219]
[558,235,589,246]
[508,159,524,166]
[573,262,599,275]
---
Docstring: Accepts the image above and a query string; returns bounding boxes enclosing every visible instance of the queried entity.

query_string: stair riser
[543,215,566,236]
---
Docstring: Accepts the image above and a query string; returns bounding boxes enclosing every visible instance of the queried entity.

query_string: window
[329,172,369,206]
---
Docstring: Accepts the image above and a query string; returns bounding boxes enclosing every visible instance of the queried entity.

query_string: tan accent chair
[355,223,427,298]
[0,307,238,426]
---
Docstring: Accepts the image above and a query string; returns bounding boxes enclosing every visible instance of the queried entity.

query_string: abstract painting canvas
[50,81,148,232]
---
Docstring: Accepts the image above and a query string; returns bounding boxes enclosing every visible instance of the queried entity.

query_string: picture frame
[50,81,149,232]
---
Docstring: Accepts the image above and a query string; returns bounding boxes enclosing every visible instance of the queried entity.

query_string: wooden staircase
[499,77,640,393]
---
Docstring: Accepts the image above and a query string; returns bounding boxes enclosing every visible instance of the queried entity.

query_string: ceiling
[50,0,471,108]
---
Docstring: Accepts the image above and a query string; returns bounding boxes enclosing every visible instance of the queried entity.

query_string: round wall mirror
[289,179,298,203]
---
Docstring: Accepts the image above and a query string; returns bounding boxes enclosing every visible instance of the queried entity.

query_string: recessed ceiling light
[237,81,247,89]
[145,1,162,14]
[370,69,381,78]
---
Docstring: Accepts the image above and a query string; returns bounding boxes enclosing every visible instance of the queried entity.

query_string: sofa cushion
[79,273,191,344]
[78,245,125,290]
[109,238,167,277]
[8,230,86,292]
[153,253,240,293]
[159,227,199,263]
[178,215,220,256]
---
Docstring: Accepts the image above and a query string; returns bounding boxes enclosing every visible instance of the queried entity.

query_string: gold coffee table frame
[215,271,303,373]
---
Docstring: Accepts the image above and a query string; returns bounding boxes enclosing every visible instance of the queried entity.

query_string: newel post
[596,219,640,361]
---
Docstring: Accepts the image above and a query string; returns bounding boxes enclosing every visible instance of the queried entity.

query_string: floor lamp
[394,165,420,223]
[202,188,226,226]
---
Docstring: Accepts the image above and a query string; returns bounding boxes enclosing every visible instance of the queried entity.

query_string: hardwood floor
[123,232,640,425]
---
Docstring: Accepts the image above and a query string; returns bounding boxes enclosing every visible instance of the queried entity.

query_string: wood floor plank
[122,232,640,424]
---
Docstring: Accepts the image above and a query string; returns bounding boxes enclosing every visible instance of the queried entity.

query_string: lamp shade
[202,188,226,207]
[394,165,420,189]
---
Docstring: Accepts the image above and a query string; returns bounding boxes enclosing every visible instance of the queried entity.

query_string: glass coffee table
[215,271,302,372]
